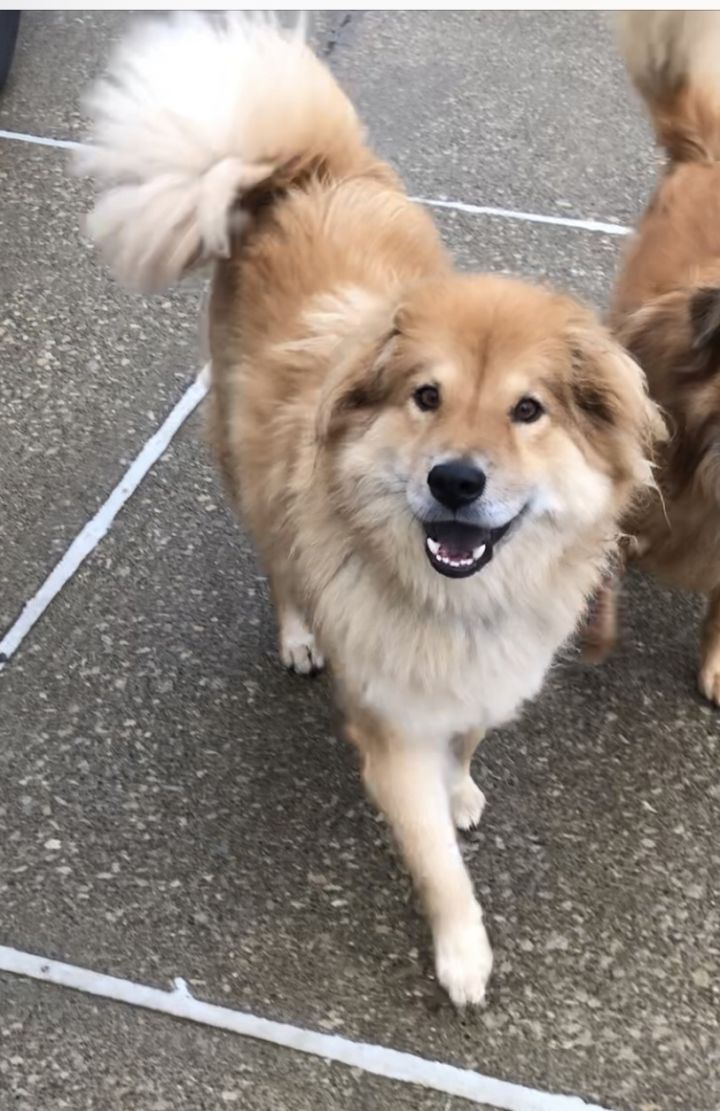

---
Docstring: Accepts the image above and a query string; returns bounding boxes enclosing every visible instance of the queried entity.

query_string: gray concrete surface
[2,976,483,1111]
[0,140,205,632]
[1,11,718,1111]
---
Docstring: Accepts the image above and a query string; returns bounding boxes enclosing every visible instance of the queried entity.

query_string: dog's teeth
[427,538,440,555]
[472,544,486,560]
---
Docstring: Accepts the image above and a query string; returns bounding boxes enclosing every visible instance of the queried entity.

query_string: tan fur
[616,12,720,162]
[81,14,662,1005]
[585,12,720,703]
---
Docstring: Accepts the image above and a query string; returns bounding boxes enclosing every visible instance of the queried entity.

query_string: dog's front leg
[699,585,720,705]
[346,713,492,1007]
[449,728,486,831]
[267,572,325,677]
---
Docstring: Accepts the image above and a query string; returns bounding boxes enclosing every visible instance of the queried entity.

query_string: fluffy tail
[77,14,365,292]
[616,11,720,163]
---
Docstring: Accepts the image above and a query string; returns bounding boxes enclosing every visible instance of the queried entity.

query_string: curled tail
[616,11,720,163]
[78,13,365,292]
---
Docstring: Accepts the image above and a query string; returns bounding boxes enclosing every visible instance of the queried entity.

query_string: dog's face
[319,276,661,582]
[618,284,720,505]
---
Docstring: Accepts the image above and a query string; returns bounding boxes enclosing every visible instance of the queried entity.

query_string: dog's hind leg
[699,586,720,705]
[449,729,486,831]
[346,713,492,1007]
[580,573,619,664]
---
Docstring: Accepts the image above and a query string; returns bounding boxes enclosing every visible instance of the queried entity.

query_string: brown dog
[584,13,720,705]
[79,14,661,1004]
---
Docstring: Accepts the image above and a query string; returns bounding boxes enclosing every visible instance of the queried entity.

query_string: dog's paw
[450,777,486,831]
[698,659,720,706]
[279,609,325,676]
[434,915,493,1007]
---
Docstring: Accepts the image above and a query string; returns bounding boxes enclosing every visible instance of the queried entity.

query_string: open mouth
[422,519,514,579]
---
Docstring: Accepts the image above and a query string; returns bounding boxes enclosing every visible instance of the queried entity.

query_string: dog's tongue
[424,521,489,564]
[437,539,473,560]
[425,521,488,547]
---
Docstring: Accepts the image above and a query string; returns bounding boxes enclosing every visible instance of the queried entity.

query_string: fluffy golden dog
[583,13,720,705]
[80,14,661,1004]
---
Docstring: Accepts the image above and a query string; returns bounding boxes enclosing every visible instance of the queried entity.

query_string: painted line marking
[0,366,210,672]
[0,945,615,1111]
[0,127,632,238]
[411,197,631,237]
[0,127,82,150]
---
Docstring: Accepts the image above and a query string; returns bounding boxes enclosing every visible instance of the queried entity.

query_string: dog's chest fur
[314,550,587,740]
[355,616,558,738]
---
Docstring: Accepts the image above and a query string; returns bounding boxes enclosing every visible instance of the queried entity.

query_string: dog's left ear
[568,323,667,484]
[690,287,720,351]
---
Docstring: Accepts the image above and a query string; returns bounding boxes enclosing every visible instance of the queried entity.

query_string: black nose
[427,459,486,510]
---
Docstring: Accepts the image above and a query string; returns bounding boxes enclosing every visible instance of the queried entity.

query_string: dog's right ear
[315,314,401,443]
[690,287,720,351]
[566,320,667,487]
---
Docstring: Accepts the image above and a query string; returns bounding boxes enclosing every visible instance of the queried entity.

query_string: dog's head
[317,275,662,583]
[617,283,720,504]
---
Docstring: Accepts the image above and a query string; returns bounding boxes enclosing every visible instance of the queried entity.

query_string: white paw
[279,609,325,676]
[434,914,493,1007]
[451,777,486,831]
[698,660,720,706]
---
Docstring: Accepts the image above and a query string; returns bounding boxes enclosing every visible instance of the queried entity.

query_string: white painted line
[410,197,632,237]
[0,366,210,671]
[0,127,631,238]
[0,127,82,151]
[0,945,615,1111]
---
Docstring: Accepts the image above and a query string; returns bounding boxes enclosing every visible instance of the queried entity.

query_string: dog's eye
[413,384,440,412]
[511,396,544,423]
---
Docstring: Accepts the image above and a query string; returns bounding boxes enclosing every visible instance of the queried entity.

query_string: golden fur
[584,12,720,704]
[80,13,662,1005]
